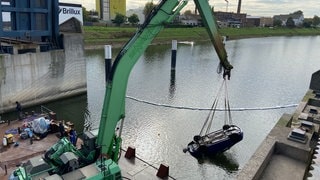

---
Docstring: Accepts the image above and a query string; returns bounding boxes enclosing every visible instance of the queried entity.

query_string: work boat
[185,125,243,158]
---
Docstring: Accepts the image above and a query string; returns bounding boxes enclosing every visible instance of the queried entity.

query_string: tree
[113,13,126,26]
[303,19,312,28]
[292,10,303,15]
[82,7,99,22]
[273,19,282,27]
[184,10,193,16]
[286,17,295,28]
[82,7,89,21]
[143,2,156,19]
[128,13,139,25]
[313,15,320,27]
[88,10,99,22]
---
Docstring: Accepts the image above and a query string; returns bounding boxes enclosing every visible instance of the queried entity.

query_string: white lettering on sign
[59,5,83,25]
[60,8,81,15]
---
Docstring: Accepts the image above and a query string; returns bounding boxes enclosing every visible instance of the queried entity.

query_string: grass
[83,26,320,47]
[83,26,135,44]
[83,26,210,46]
[221,27,320,39]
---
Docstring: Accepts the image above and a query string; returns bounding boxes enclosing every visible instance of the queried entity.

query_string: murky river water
[2,36,320,179]
[83,36,320,179]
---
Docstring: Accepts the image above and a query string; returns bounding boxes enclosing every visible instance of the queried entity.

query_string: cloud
[209,0,319,17]
[127,0,149,9]
[61,0,319,18]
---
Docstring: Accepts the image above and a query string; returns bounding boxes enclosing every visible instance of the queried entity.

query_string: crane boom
[194,0,233,70]
[97,0,233,161]
[97,0,189,160]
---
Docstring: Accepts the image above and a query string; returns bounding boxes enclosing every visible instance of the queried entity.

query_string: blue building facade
[0,0,61,53]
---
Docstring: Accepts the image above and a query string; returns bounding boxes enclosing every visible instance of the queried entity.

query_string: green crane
[97,0,233,164]
[10,0,232,179]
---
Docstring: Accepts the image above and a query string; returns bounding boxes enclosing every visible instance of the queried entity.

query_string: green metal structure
[97,0,233,162]
[10,0,232,179]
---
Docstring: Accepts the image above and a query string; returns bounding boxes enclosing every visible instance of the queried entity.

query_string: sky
[60,0,319,18]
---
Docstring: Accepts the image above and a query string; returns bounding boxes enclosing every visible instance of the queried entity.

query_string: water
[84,36,320,179]
[2,36,320,179]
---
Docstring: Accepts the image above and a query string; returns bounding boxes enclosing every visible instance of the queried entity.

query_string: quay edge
[237,70,320,180]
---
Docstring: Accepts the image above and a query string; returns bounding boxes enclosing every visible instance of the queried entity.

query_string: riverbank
[83,26,320,49]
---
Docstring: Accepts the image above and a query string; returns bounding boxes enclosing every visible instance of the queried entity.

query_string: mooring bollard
[124,146,136,159]
[156,163,169,178]
[171,40,177,70]
[104,45,112,82]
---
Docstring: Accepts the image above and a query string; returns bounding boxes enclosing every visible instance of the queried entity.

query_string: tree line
[83,3,320,28]
[82,2,155,26]
[273,11,320,28]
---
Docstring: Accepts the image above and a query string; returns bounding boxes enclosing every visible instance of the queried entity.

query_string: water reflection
[144,44,170,62]
[197,152,239,173]
[1,36,319,180]
[169,70,176,99]
[1,94,87,132]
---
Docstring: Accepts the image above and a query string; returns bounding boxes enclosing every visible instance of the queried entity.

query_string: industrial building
[0,0,83,54]
[95,0,126,22]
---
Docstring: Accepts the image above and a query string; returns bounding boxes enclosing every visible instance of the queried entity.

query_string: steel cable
[126,95,298,111]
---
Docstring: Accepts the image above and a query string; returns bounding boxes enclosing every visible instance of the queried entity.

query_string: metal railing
[40,105,54,115]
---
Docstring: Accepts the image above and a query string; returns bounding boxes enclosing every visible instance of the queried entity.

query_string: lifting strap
[199,79,233,136]
[224,80,232,125]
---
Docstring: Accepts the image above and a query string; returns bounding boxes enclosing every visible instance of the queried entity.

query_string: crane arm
[97,0,233,162]
[194,0,233,70]
[97,0,188,161]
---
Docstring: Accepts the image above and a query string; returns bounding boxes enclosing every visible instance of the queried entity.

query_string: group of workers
[15,101,77,146]
[59,122,77,146]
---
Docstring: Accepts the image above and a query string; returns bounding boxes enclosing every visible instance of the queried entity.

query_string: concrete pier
[0,33,86,114]
[0,118,174,179]
[237,70,320,180]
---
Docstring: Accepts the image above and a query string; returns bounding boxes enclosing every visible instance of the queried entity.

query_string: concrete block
[310,70,320,92]
[156,164,169,178]
[124,146,136,159]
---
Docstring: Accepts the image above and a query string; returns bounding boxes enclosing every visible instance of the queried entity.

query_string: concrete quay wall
[237,70,320,180]
[237,116,312,180]
[0,33,86,113]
